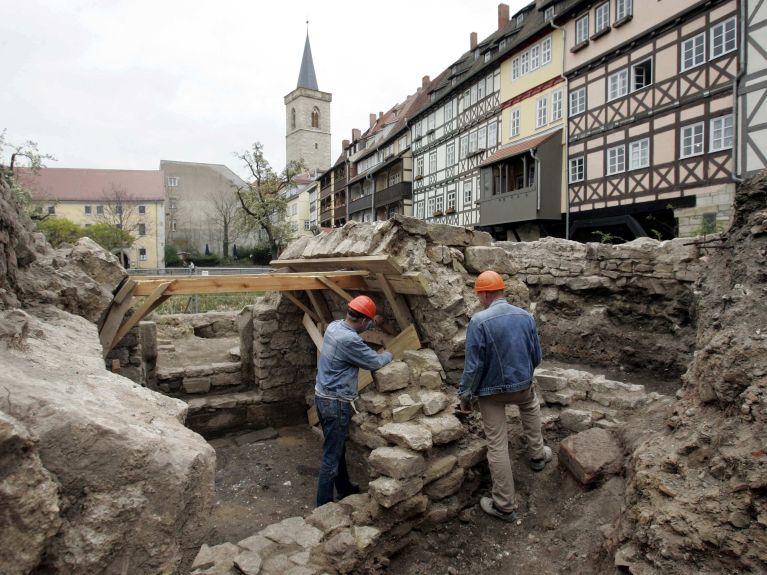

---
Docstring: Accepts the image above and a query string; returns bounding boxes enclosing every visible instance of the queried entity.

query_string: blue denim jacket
[315,319,393,401]
[458,299,542,399]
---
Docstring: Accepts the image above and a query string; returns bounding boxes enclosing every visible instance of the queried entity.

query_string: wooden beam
[375,273,415,331]
[360,330,393,347]
[107,281,173,354]
[271,255,403,275]
[363,272,430,296]
[99,282,138,357]
[306,290,332,325]
[308,324,421,425]
[285,293,319,323]
[302,313,324,351]
[317,276,354,302]
[131,271,370,296]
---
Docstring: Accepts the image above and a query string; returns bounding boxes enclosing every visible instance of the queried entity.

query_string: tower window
[312,107,320,128]
[291,108,296,129]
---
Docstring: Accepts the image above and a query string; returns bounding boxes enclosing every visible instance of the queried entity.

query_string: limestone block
[349,423,388,450]
[373,361,410,392]
[352,525,381,551]
[535,371,568,391]
[211,372,241,387]
[191,542,239,572]
[425,467,465,500]
[591,391,648,410]
[559,428,623,485]
[261,516,323,548]
[426,223,475,246]
[337,493,380,525]
[288,549,311,566]
[261,553,295,575]
[357,391,388,414]
[455,439,488,468]
[183,376,211,394]
[389,493,430,519]
[423,455,457,484]
[424,496,462,524]
[368,476,423,508]
[306,502,352,535]
[402,349,444,378]
[368,446,426,479]
[393,403,423,422]
[420,371,443,390]
[541,388,583,406]
[234,551,263,575]
[185,364,215,378]
[559,409,593,432]
[378,422,433,451]
[419,390,449,415]
[464,246,519,274]
[237,534,274,555]
[419,414,465,444]
[395,393,414,406]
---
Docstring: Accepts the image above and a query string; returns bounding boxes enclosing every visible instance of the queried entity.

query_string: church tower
[284,28,332,173]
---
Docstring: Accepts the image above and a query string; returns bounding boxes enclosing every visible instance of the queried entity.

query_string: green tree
[86,223,135,253]
[233,142,304,259]
[36,217,84,247]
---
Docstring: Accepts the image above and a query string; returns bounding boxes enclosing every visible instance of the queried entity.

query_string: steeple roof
[297,31,318,90]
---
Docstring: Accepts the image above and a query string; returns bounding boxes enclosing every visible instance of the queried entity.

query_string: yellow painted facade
[46,199,165,268]
[285,182,315,239]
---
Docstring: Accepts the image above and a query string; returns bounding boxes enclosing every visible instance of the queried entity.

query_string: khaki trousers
[478,386,545,513]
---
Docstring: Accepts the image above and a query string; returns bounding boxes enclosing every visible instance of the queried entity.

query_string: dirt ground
[157,335,239,369]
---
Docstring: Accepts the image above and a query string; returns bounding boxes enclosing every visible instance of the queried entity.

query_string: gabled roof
[19,168,165,202]
[480,129,560,167]
[297,32,319,90]
[160,160,246,185]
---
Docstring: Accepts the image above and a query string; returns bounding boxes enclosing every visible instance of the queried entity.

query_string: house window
[427,197,435,215]
[169,198,176,210]
[551,90,563,121]
[138,205,146,215]
[711,17,737,59]
[470,84,478,105]
[477,79,485,100]
[516,13,524,26]
[484,52,492,63]
[96,205,104,215]
[444,102,453,121]
[446,142,456,165]
[616,0,632,21]
[171,220,177,232]
[576,15,589,45]
[478,126,487,150]
[542,37,552,65]
[631,58,653,91]
[512,58,520,80]
[138,223,146,236]
[500,39,507,50]
[304,220,310,230]
[399,135,407,151]
[530,44,541,70]
[291,108,296,129]
[166,176,178,187]
[469,130,478,154]
[486,74,494,94]
[139,248,147,261]
[47,205,55,215]
[414,121,422,139]
[570,87,586,115]
[460,134,469,158]
[629,138,650,169]
[521,52,529,75]
[488,121,498,147]
[681,122,705,158]
[608,69,628,101]
[510,108,520,137]
[569,157,585,183]
[447,190,456,211]
[536,96,548,128]
[595,2,610,34]
[84,205,92,215]
[428,113,436,131]
[710,114,734,151]
[545,6,556,21]
[681,33,706,71]
[311,107,320,128]
[463,180,473,205]
[607,145,625,175]
[435,194,444,213]
[416,157,424,176]
[416,201,425,219]
[429,151,437,173]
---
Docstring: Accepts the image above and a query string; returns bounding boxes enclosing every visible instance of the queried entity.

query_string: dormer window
[484,51,492,63]
[544,6,556,21]
[474,49,480,60]
[516,13,524,26]
[499,39,507,50]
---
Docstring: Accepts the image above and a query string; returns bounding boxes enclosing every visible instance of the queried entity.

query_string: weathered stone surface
[337,493,380,525]
[402,349,443,377]
[426,223,476,246]
[389,493,430,519]
[357,391,388,414]
[419,390,449,415]
[424,496,462,524]
[559,428,623,485]
[237,534,274,555]
[455,439,488,468]
[192,542,239,571]
[392,402,423,422]
[0,309,215,575]
[232,427,278,446]
[424,467,465,500]
[373,361,410,392]
[306,502,351,535]
[261,516,323,548]
[68,237,127,291]
[464,246,519,274]
[368,476,423,508]
[378,422,433,451]
[423,454,457,484]
[368,446,426,479]
[419,414,465,444]
[559,409,594,432]
[351,525,381,551]
[535,371,568,391]
[234,550,263,575]
[419,370,443,390]
[322,528,358,573]
[183,376,212,394]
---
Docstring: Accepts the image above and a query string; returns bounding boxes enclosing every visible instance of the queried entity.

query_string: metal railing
[127,266,274,277]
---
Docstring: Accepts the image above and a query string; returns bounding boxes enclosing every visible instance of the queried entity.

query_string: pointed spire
[297,23,319,91]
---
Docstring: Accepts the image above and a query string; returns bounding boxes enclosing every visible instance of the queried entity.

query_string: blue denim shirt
[458,299,542,399]
[315,319,393,401]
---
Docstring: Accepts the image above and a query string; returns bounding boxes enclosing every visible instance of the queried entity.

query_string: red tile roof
[480,130,560,167]
[18,168,165,202]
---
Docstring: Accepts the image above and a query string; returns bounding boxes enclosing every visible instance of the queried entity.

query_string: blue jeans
[315,396,355,507]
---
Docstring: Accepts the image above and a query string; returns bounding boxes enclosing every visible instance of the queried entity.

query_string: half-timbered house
[738,0,767,177]
[551,0,740,239]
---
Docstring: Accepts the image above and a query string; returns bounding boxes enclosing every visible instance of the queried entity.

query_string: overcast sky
[2,0,530,180]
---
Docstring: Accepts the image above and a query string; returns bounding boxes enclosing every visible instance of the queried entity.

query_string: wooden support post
[306,290,332,325]
[317,276,354,302]
[376,273,415,331]
[99,280,138,356]
[302,313,324,351]
[107,281,173,354]
[286,293,319,323]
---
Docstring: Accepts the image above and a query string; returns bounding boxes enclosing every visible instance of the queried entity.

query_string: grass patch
[137,293,264,315]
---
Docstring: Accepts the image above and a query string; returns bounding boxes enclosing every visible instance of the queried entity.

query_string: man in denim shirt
[458,270,551,522]
[315,295,393,506]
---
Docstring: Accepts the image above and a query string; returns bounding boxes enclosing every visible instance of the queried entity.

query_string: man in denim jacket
[458,270,551,522]
[315,295,392,506]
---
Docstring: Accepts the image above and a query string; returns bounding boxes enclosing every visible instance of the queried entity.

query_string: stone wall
[155,311,238,339]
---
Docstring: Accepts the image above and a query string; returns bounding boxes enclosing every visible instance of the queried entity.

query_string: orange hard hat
[474,270,505,292]
[348,295,377,319]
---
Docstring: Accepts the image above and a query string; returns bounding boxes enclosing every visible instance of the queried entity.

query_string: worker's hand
[373,314,385,327]
[458,398,473,414]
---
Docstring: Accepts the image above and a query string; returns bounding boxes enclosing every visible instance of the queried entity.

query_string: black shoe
[480,497,518,523]
[337,483,361,500]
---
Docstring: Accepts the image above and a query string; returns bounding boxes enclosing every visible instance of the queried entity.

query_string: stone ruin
[2,164,765,574]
